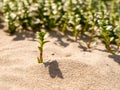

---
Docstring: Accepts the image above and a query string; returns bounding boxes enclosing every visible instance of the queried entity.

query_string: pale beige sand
[0,29,120,90]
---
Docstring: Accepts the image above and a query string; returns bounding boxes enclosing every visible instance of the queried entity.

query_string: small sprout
[37,32,49,63]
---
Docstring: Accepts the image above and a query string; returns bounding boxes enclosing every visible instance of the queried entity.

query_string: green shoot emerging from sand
[37,32,49,63]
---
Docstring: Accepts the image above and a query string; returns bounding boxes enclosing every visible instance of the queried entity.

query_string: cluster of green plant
[1,0,120,54]
[1,0,39,34]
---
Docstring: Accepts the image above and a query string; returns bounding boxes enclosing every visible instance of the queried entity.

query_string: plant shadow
[78,35,94,52]
[0,13,4,30]
[11,29,75,48]
[47,30,74,47]
[0,22,4,29]
[78,44,92,52]
[12,30,36,41]
[43,60,64,79]
[108,54,120,65]
[95,48,107,52]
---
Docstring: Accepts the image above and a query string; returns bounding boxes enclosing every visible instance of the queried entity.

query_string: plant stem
[117,45,119,50]
[87,26,95,48]
[105,44,112,53]
[40,52,43,63]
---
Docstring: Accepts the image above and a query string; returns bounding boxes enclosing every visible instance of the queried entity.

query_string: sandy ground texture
[0,27,120,90]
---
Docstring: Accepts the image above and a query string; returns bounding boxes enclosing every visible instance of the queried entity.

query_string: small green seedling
[37,32,49,63]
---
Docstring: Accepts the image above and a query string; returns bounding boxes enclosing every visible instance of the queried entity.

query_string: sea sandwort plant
[37,32,49,63]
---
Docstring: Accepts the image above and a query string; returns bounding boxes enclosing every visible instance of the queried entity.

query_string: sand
[0,27,120,90]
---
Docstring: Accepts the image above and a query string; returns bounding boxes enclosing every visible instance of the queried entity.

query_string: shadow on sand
[11,30,36,41]
[46,30,75,47]
[43,60,64,79]
[108,54,120,65]
[12,29,75,47]
[0,12,4,30]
